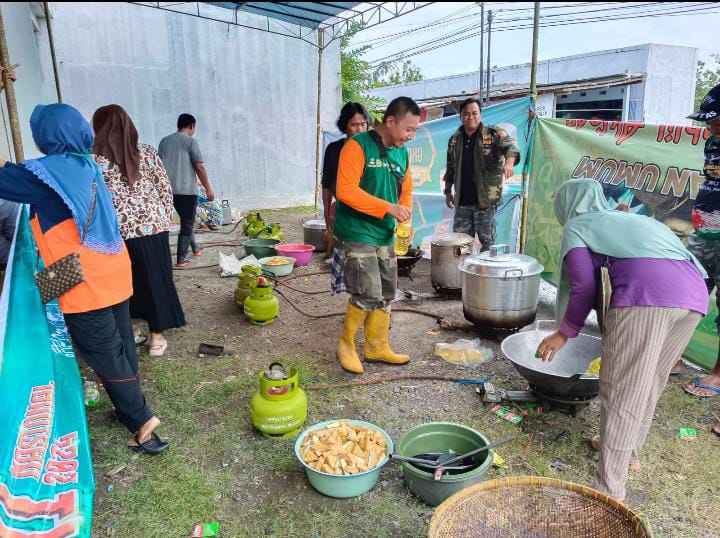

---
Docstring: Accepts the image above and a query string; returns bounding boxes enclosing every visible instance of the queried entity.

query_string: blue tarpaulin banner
[0,208,94,537]
[406,97,533,252]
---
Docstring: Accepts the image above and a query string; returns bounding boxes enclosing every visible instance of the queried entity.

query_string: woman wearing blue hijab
[0,104,167,454]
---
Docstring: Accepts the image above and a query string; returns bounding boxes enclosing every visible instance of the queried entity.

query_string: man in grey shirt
[158,113,215,266]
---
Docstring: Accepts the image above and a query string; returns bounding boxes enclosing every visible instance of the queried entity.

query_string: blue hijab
[22,104,123,254]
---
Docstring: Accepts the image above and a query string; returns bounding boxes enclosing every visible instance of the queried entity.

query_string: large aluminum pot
[303,218,327,252]
[460,244,544,330]
[431,233,474,291]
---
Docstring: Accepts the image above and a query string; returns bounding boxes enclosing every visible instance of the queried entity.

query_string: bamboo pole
[519,2,540,253]
[43,2,62,103]
[0,5,24,161]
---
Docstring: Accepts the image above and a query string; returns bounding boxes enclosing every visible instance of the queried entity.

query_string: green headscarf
[555,179,707,324]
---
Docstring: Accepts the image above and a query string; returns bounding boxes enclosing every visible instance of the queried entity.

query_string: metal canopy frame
[128,2,433,49]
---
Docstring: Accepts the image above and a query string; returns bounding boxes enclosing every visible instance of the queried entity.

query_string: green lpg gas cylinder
[235,264,261,310]
[243,278,279,325]
[250,363,307,438]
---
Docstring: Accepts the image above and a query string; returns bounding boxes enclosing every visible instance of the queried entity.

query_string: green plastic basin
[398,422,492,506]
[294,419,394,499]
[242,238,279,259]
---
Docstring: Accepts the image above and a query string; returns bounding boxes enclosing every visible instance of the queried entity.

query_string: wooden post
[0,5,24,161]
[519,2,540,253]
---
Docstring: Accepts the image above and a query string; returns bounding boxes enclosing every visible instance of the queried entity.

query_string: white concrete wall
[642,44,697,126]
[43,2,341,209]
[0,2,56,161]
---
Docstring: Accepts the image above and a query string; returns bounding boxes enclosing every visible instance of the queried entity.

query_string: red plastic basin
[275,243,314,266]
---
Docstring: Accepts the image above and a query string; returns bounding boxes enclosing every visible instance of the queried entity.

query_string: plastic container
[398,422,492,506]
[258,256,295,277]
[84,380,99,408]
[275,243,314,267]
[242,238,279,259]
[395,222,412,256]
[294,419,394,498]
[434,339,493,366]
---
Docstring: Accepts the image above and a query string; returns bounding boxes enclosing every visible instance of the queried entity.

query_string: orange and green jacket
[334,131,412,247]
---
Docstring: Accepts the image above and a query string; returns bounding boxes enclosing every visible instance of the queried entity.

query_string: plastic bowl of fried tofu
[294,419,394,498]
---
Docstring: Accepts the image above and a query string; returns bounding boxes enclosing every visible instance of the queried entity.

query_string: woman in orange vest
[0,104,167,454]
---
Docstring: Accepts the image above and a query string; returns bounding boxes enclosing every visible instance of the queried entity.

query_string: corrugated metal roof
[415,73,645,107]
[206,2,361,29]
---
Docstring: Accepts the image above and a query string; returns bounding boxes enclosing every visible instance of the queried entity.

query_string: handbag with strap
[596,262,613,335]
[34,181,97,304]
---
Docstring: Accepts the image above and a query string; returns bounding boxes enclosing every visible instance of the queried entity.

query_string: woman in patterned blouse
[93,105,186,358]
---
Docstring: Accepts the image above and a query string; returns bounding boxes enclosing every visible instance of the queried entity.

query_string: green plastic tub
[294,419,393,499]
[398,422,492,506]
[242,238,279,259]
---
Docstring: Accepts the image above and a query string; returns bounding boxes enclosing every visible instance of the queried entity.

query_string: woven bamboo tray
[428,476,652,538]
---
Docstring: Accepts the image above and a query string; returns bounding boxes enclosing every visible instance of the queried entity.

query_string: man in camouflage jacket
[443,98,520,249]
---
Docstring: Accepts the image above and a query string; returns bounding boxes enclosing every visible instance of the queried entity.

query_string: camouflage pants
[338,240,397,311]
[687,234,720,329]
[453,205,496,251]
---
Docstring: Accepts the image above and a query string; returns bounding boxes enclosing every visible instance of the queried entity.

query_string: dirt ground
[89,207,719,538]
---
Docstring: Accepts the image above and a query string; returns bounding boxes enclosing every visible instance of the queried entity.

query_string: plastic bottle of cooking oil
[394,221,412,256]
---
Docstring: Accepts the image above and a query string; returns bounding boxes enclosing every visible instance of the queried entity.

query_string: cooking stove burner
[530,386,597,417]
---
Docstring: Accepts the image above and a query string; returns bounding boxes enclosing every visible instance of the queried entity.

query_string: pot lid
[303,218,326,230]
[431,232,474,247]
[460,244,544,278]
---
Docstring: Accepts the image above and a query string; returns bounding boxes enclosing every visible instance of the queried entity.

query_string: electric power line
[366,3,719,66]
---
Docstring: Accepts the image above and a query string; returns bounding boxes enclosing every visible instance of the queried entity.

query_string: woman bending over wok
[536,179,708,502]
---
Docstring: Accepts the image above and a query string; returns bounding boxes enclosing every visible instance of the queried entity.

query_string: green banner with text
[526,117,715,369]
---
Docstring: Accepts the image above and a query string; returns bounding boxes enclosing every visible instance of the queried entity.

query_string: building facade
[369,44,698,126]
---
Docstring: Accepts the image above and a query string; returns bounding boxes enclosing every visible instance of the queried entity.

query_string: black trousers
[173,194,197,237]
[173,194,198,262]
[64,300,154,433]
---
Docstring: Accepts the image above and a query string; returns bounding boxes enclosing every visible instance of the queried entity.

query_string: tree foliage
[695,53,720,110]
[371,60,424,88]
[340,23,424,119]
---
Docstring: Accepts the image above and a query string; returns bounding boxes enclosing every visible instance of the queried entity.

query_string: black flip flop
[129,432,169,455]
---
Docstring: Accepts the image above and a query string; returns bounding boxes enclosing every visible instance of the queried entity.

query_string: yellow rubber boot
[337,303,367,374]
[364,309,410,365]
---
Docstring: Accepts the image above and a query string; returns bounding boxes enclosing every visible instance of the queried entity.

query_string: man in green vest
[333,97,420,374]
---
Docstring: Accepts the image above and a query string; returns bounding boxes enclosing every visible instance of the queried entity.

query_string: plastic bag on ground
[434,338,493,366]
[219,252,259,277]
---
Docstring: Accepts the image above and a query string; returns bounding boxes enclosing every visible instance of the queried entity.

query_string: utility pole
[478,2,484,100]
[529,2,540,103]
[485,10,493,104]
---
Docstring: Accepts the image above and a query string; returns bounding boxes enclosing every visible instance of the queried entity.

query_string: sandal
[193,249,204,257]
[148,339,168,358]
[176,258,192,268]
[129,432,169,455]
[683,377,720,398]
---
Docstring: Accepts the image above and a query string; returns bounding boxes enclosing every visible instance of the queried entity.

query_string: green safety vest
[334,131,408,247]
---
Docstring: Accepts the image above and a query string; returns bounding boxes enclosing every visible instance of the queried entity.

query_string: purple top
[559,247,709,338]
